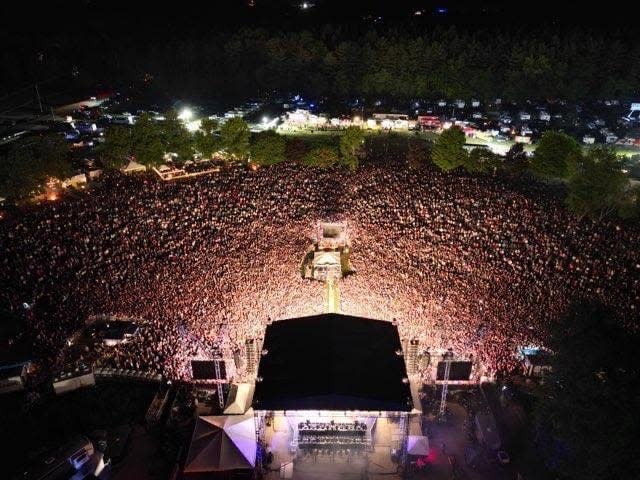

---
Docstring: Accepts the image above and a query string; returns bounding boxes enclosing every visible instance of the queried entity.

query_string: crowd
[1,160,638,381]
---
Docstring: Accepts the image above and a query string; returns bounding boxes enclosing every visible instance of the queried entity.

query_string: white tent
[223,383,255,415]
[121,160,147,174]
[62,173,87,188]
[406,435,430,456]
[184,414,256,475]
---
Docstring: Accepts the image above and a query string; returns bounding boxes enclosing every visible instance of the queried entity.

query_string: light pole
[35,83,43,113]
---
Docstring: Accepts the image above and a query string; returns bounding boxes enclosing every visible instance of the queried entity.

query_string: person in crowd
[1,161,638,382]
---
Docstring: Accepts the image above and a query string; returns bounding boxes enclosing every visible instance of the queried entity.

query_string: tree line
[533,301,640,480]
[0,135,71,200]
[2,118,638,222]
[4,27,640,103]
[0,114,365,203]
[100,113,364,171]
[430,126,640,220]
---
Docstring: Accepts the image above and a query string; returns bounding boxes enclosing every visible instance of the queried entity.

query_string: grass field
[280,127,640,158]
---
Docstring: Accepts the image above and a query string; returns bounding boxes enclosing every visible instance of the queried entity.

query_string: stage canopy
[184,414,256,475]
[253,313,413,412]
[223,383,255,415]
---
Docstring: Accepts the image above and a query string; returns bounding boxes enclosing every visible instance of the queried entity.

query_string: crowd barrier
[94,367,163,383]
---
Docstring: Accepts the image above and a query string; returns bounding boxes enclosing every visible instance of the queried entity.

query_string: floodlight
[178,107,193,121]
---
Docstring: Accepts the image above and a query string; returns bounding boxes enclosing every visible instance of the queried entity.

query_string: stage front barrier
[93,367,163,383]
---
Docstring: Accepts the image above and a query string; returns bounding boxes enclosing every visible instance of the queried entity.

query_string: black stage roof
[252,313,412,412]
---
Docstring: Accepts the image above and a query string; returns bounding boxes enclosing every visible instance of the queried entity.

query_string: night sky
[1,0,635,35]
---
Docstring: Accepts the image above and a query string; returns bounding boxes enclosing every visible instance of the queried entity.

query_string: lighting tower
[245,338,259,378]
[438,349,454,420]
[214,355,225,410]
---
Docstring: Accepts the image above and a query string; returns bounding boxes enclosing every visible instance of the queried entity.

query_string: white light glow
[185,120,202,132]
[178,108,193,121]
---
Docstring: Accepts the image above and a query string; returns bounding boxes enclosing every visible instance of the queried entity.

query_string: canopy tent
[223,383,255,415]
[406,435,430,456]
[184,414,256,476]
[121,160,146,174]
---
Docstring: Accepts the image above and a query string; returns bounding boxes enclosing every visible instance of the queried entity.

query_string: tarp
[184,414,256,473]
[223,384,255,415]
[406,435,429,456]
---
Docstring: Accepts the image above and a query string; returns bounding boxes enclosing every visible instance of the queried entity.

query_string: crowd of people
[1,160,638,382]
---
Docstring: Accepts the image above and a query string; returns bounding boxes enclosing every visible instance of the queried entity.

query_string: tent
[121,160,146,174]
[223,384,255,415]
[184,414,256,476]
[406,435,430,456]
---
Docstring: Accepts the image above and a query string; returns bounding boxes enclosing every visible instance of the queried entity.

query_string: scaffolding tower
[438,350,454,420]
[214,357,225,410]
[406,339,419,375]
[245,338,260,378]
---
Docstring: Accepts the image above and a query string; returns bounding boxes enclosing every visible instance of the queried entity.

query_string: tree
[302,146,339,168]
[535,302,640,480]
[565,147,628,220]
[432,126,467,172]
[339,126,365,170]
[131,112,165,167]
[464,147,502,173]
[162,109,193,161]
[407,137,431,170]
[617,185,640,220]
[285,138,308,164]
[250,130,286,166]
[220,117,250,161]
[504,142,529,174]
[194,118,220,158]
[100,126,132,169]
[624,154,640,179]
[0,135,71,200]
[531,131,581,179]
